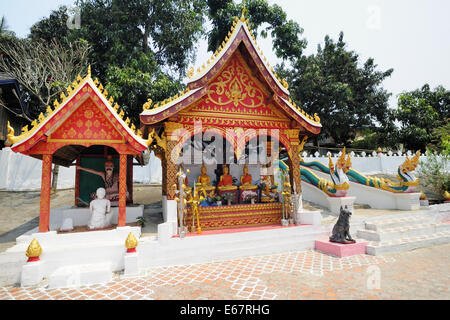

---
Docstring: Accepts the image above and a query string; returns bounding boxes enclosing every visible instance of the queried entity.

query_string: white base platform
[301,181,355,215]
[48,262,112,289]
[1,222,330,287]
[48,205,144,231]
[303,168,421,210]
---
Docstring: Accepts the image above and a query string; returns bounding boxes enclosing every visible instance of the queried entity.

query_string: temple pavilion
[140,11,322,231]
[6,68,152,232]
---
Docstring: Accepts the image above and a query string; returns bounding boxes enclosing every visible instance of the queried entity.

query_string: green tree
[395,84,449,152]
[207,0,307,60]
[0,16,15,37]
[278,32,394,147]
[30,0,207,123]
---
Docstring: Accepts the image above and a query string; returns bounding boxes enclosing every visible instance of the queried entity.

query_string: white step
[48,262,112,289]
[357,222,450,241]
[364,215,429,231]
[365,231,450,255]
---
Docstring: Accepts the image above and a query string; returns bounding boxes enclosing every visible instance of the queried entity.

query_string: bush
[417,150,450,200]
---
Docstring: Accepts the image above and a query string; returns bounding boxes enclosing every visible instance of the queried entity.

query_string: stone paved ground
[1,243,448,300]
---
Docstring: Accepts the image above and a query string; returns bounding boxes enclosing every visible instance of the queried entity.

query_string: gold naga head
[328,154,335,174]
[400,150,421,173]
[336,147,347,170]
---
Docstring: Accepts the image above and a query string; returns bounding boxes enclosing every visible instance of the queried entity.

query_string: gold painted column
[39,154,53,232]
[118,153,127,226]
[164,122,184,200]
[286,129,302,195]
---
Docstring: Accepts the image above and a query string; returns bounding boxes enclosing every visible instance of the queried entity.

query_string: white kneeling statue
[88,188,112,230]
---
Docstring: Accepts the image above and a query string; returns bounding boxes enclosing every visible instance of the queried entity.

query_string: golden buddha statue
[217,165,237,191]
[197,163,216,195]
[239,164,257,190]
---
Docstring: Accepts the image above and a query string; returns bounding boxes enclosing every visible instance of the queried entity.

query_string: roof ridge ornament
[240,2,247,22]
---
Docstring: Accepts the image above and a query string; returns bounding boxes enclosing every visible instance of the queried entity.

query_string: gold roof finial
[240,2,246,21]
[87,64,91,77]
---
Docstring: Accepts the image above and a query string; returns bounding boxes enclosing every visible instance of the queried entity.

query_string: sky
[1,0,450,109]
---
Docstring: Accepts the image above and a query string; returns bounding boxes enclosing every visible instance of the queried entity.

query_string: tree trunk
[51,164,59,194]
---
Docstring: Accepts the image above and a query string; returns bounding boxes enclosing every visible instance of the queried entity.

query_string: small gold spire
[93,78,99,86]
[125,232,138,253]
[113,103,120,112]
[60,92,66,100]
[87,64,91,77]
[119,109,124,118]
[98,83,103,92]
[21,125,29,133]
[76,74,83,82]
[38,113,45,123]
[108,96,114,105]
[26,238,42,262]
[125,117,130,126]
[46,106,53,115]
[103,89,108,97]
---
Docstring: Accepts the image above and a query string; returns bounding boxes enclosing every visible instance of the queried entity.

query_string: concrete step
[357,222,450,241]
[365,230,450,255]
[364,215,429,231]
[48,262,112,289]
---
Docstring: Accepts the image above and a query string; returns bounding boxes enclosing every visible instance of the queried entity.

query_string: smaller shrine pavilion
[6,67,152,232]
[140,10,322,231]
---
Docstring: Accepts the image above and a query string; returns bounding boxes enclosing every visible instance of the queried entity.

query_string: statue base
[315,239,367,258]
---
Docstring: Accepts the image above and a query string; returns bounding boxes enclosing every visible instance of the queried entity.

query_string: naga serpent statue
[279,148,352,198]
[299,148,352,197]
[301,150,421,194]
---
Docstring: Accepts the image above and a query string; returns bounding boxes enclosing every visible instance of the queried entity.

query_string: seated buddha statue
[239,165,257,190]
[197,164,216,195]
[217,165,237,191]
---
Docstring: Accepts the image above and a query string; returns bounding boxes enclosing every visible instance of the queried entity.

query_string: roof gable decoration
[186,9,289,96]
[139,9,321,130]
[7,66,153,149]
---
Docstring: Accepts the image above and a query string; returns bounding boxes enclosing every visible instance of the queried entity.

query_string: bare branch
[0,37,91,115]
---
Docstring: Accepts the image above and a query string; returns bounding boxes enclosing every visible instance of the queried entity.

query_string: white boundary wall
[301,150,442,175]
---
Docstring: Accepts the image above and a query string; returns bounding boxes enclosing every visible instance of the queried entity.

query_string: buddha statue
[239,165,257,190]
[197,163,216,195]
[88,188,112,230]
[239,164,258,203]
[217,165,237,191]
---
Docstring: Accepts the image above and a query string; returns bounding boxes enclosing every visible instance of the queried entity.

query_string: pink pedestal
[315,240,367,258]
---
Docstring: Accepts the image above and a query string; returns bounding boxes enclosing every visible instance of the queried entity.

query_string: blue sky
[2,0,450,109]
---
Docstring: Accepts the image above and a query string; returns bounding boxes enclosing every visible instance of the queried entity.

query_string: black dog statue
[329,205,356,244]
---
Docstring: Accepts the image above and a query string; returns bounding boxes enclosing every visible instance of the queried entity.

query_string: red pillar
[118,153,127,227]
[39,154,52,232]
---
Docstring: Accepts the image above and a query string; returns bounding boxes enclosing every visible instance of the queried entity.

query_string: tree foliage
[30,0,207,123]
[207,0,307,60]
[278,32,394,147]
[395,84,450,152]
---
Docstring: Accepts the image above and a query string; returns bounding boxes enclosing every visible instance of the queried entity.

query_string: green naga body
[280,148,351,197]
[301,151,421,194]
